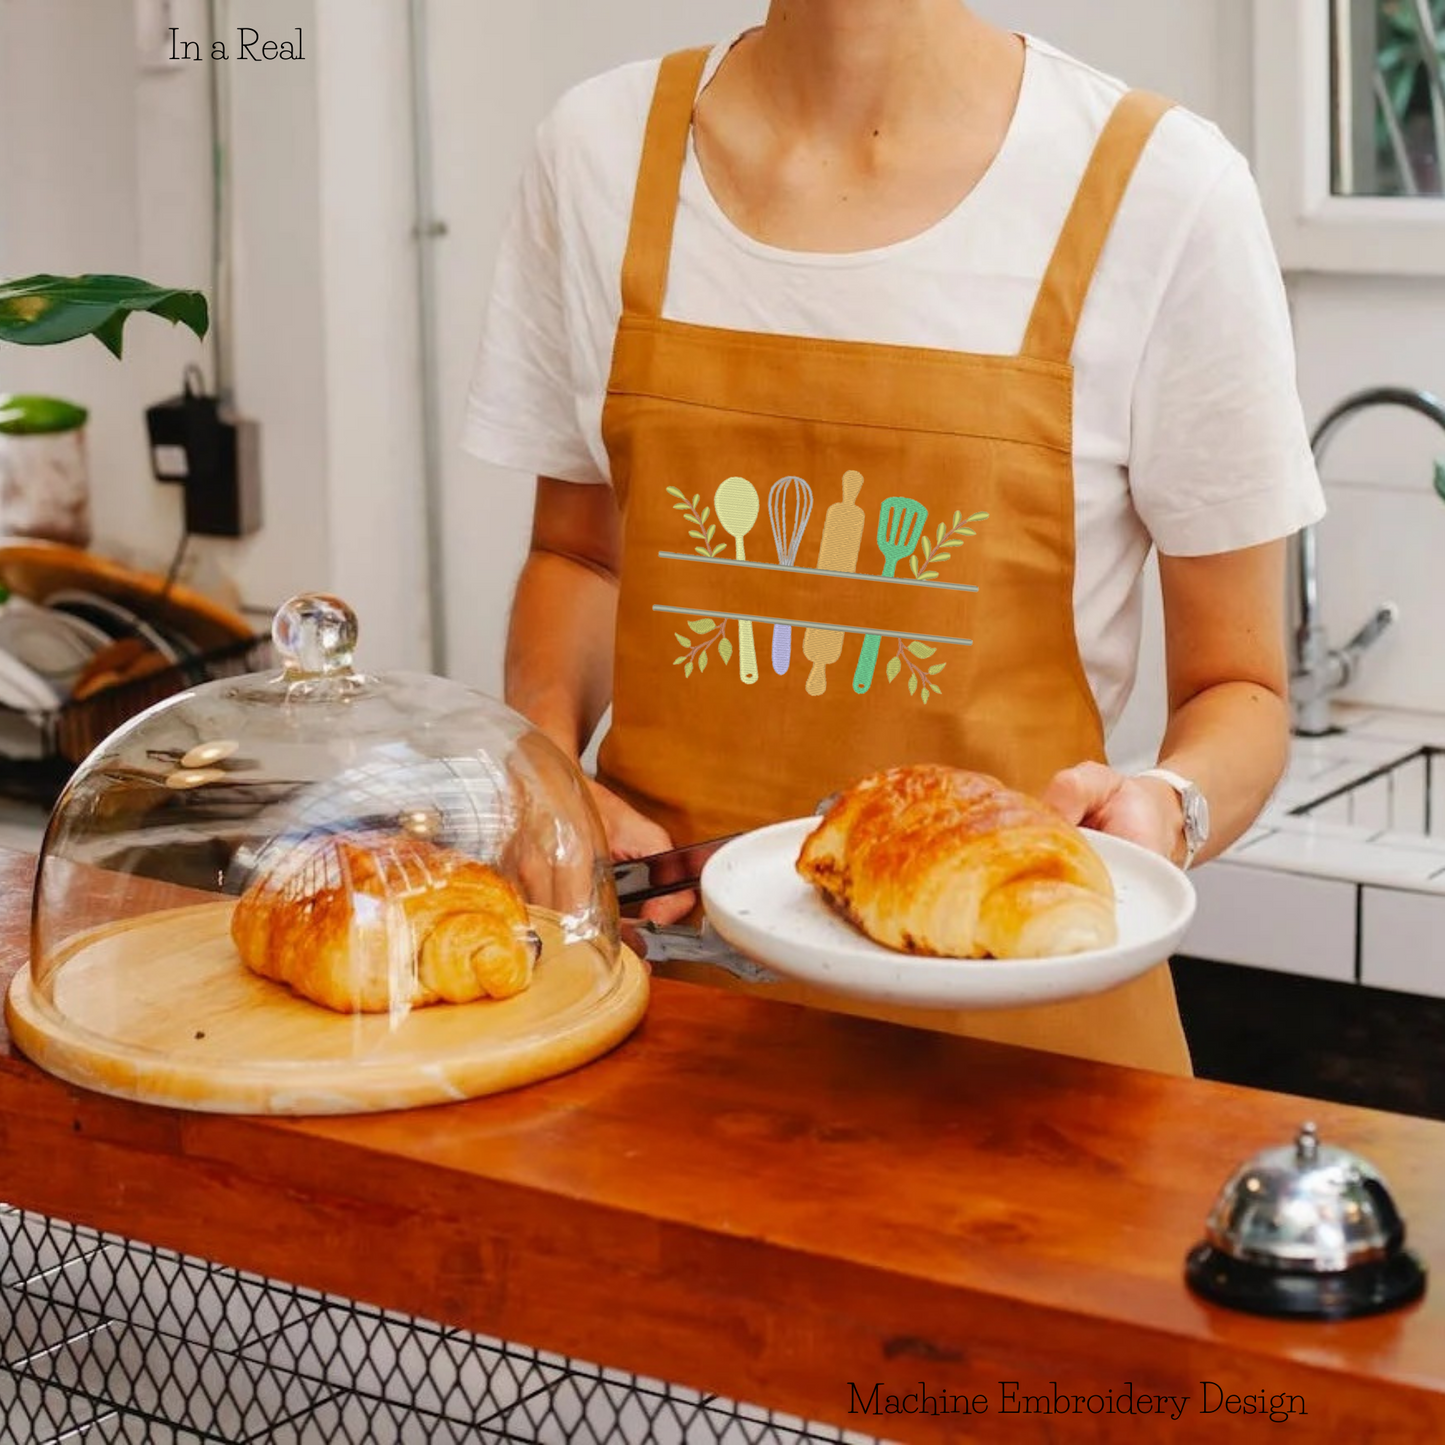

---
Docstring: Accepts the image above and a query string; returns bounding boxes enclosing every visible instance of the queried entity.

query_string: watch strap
[1136,767,1207,869]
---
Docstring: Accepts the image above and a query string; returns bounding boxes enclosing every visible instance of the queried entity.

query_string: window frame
[1254,0,1445,275]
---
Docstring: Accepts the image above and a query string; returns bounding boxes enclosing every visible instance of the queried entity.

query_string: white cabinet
[1183,861,1357,983]
[1360,887,1445,999]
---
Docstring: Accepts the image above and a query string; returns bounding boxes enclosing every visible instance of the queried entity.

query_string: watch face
[1184,788,1209,844]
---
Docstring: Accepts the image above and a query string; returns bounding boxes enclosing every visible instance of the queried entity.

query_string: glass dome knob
[273,594,359,678]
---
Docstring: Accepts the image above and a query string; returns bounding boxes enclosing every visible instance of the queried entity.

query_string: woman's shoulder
[540,53,669,155]
[1022,34,1245,193]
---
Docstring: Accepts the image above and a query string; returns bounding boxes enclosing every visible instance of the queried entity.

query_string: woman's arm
[1044,538,1290,866]
[506,476,693,921]
[505,476,621,760]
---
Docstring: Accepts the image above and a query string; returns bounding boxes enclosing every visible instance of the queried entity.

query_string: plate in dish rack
[699,819,1196,1010]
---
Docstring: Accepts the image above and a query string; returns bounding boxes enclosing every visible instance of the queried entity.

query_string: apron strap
[619,47,712,319]
[1020,90,1175,365]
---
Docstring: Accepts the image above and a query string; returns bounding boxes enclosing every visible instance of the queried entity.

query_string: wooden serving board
[5,902,649,1115]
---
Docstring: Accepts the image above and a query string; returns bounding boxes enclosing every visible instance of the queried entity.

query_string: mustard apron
[597,48,1191,1076]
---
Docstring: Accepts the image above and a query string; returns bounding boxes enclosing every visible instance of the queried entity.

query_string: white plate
[0,645,60,713]
[0,596,108,689]
[44,588,181,665]
[700,818,1197,1011]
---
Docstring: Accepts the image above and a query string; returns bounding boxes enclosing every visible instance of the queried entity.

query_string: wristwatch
[1136,767,1210,870]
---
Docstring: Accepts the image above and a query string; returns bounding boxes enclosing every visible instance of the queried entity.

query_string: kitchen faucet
[1292,386,1445,736]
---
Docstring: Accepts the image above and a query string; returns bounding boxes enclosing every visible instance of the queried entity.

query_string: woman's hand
[586,779,697,925]
[1041,761,1184,865]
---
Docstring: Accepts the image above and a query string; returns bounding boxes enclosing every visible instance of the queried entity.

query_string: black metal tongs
[610,832,776,980]
[608,793,839,979]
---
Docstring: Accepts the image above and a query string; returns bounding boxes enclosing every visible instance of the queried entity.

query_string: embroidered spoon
[714,476,761,685]
[852,495,928,695]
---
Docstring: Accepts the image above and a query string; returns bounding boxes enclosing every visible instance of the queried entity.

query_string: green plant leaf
[0,274,208,357]
[712,543,728,556]
[674,656,687,666]
[718,637,734,665]
[921,686,930,705]
[698,649,708,672]
[684,661,694,678]
[928,664,947,675]
[908,674,918,696]
[886,656,902,684]
[688,619,715,634]
[920,571,940,581]
[700,507,710,524]
[666,486,687,500]
[906,641,936,659]
[674,633,692,648]
[0,394,88,435]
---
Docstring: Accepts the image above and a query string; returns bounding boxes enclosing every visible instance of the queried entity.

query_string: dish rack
[0,633,274,809]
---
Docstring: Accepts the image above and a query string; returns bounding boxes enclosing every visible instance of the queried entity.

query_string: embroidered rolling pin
[802,470,866,697]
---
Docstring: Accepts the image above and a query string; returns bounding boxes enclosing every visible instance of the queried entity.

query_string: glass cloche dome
[7,594,647,1115]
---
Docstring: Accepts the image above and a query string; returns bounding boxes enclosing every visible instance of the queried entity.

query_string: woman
[464,1,1324,1074]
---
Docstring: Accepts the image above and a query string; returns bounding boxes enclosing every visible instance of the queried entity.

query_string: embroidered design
[887,640,947,705]
[657,472,981,699]
[909,511,989,580]
[672,618,733,679]
[765,476,814,675]
[802,471,866,696]
[887,510,989,705]
[714,477,762,684]
[666,487,728,558]
[852,497,930,695]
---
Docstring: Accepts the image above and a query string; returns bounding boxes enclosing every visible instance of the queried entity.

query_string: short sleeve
[462,113,608,486]
[1128,151,1326,556]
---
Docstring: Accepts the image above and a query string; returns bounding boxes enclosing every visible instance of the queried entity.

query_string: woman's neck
[744,0,1015,143]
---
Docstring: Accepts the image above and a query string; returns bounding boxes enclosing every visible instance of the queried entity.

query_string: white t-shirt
[463,33,1325,732]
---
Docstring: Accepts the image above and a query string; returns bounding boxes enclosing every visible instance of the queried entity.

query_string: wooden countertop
[1,847,1443,1442]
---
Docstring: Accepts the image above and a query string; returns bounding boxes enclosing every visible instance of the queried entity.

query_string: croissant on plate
[796,764,1118,959]
[231,832,541,1013]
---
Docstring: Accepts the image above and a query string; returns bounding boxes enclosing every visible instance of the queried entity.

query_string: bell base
[1185,1242,1427,1321]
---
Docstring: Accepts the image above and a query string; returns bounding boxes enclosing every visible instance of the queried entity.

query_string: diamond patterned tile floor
[0,1209,889,1445]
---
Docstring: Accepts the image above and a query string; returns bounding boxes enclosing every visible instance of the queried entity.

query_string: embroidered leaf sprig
[666,486,728,558]
[908,510,989,581]
[673,619,733,678]
[887,640,944,704]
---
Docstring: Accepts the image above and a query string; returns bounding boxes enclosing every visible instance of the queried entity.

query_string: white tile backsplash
[1239,830,1445,888]
[28,1243,320,1354]
[1308,483,1445,715]
[22,1321,328,1440]
[240,1303,561,1422]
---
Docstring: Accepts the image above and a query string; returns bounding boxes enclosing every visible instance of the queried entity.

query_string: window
[1255,0,1445,274]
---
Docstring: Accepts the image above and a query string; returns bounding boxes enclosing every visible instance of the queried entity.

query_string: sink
[1288,745,1444,841]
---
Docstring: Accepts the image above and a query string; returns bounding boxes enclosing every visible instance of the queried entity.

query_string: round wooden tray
[6,902,649,1115]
